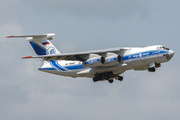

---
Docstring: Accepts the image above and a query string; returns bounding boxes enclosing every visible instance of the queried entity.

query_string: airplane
[6,33,175,83]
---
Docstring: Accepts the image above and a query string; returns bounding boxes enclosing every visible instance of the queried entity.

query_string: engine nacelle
[103,54,122,66]
[82,56,105,67]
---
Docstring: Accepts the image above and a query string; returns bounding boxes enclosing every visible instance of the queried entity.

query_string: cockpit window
[162,46,170,50]
[157,46,170,50]
[157,47,162,49]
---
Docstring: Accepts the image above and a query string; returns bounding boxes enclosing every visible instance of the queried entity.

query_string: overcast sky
[0,0,180,120]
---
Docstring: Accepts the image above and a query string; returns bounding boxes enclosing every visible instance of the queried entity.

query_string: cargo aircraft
[6,33,174,83]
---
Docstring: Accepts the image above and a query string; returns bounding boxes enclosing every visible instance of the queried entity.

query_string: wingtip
[6,36,14,38]
[21,56,32,59]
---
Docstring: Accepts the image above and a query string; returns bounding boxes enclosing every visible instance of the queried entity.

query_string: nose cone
[169,49,175,58]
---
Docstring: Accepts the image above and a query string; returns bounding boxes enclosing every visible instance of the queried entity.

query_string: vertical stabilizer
[7,33,61,55]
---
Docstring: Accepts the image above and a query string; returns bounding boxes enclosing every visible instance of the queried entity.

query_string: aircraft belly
[76,63,127,76]
[39,69,69,76]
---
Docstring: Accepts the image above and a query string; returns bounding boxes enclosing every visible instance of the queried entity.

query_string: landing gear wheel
[148,67,156,72]
[118,76,123,81]
[105,75,110,80]
[93,78,97,82]
[108,79,113,83]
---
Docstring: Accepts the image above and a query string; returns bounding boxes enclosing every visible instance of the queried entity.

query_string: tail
[6,33,61,55]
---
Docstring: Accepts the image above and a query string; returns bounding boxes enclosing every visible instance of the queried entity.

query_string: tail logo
[48,47,56,54]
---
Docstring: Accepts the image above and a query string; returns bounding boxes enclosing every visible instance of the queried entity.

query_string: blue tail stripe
[30,41,47,55]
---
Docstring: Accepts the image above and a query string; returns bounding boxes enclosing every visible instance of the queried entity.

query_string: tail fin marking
[30,41,48,55]
[6,33,61,56]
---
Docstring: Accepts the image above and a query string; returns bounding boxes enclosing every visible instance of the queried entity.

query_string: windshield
[157,46,170,50]
[162,46,170,50]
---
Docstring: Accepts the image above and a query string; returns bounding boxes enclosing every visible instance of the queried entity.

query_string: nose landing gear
[118,76,123,81]
[148,67,156,72]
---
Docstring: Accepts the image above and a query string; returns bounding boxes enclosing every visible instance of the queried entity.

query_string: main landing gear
[93,72,123,83]
[107,76,123,83]
[148,63,160,72]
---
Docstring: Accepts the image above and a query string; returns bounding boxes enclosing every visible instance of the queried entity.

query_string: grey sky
[0,0,180,120]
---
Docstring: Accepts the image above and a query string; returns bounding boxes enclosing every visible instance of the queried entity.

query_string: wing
[22,47,129,61]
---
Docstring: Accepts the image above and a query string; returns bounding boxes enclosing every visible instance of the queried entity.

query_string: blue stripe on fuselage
[48,60,66,71]
[42,50,168,71]
[65,64,84,70]
[122,50,168,61]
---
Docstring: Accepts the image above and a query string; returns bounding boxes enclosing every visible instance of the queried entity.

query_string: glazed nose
[169,49,175,58]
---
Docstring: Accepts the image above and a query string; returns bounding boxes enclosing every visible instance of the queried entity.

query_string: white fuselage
[39,45,174,79]
[7,34,174,82]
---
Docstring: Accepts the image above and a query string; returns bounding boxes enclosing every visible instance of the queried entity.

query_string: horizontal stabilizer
[6,35,46,38]
[6,33,55,40]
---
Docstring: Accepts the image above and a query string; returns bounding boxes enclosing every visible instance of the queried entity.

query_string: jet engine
[82,56,105,67]
[103,53,122,66]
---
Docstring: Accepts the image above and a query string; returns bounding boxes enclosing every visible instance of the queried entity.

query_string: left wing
[22,47,129,61]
